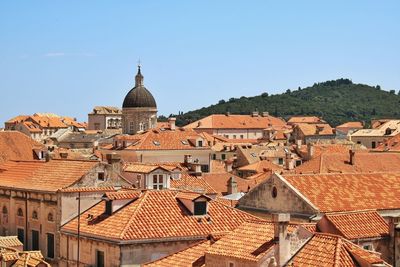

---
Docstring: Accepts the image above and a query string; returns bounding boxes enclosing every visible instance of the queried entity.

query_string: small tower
[122,65,158,134]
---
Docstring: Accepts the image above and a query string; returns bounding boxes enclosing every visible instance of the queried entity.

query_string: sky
[0,1,399,124]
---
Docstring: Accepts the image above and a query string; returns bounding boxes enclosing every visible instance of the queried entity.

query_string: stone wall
[238,173,316,218]
[122,107,157,134]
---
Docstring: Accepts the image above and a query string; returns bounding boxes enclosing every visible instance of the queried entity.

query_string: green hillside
[170,79,400,127]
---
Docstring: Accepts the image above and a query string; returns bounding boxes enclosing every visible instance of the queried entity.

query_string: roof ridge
[119,190,147,239]
[333,235,342,267]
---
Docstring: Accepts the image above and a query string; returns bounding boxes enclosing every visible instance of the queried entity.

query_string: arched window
[17,208,23,217]
[2,206,7,214]
[32,210,38,220]
[47,212,54,222]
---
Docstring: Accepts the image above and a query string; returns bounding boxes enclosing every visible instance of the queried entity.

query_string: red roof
[143,240,211,266]
[0,131,44,163]
[283,172,400,212]
[185,114,287,130]
[319,210,389,240]
[0,159,98,192]
[287,233,388,266]
[61,190,257,241]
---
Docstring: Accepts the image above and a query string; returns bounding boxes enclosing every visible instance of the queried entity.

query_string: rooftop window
[194,201,207,216]
[153,141,160,146]
[181,140,189,145]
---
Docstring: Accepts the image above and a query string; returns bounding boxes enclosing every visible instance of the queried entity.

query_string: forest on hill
[162,79,400,127]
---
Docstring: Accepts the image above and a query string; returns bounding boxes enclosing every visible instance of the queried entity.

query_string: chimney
[285,152,294,170]
[388,216,400,266]
[262,111,269,117]
[307,143,314,160]
[272,213,291,267]
[225,160,233,172]
[106,153,122,174]
[168,117,176,131]
[252,111,259,117]
[184,154,193,164]
[295,139,302,147]
[45,152,51,162]
[349,149,355,165]
[227,176,238,194]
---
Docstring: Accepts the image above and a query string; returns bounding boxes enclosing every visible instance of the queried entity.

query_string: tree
[261,92,269,97]
[389,90,396,94]
[286,89,291,94]
[376,85,381,90]
[218,99,226,104]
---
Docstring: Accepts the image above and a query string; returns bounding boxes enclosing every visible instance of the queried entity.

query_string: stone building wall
[238,173,316,218]
[122,107,157,134]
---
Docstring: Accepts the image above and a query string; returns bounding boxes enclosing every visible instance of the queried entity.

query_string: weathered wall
[238,174,316,217]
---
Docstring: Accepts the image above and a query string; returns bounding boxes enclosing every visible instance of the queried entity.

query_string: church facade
[122,66,157,134]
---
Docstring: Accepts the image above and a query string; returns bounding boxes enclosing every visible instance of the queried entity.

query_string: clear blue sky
[1,1,399,124]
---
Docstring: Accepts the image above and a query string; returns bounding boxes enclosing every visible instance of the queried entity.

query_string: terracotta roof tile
[294,123,334,136]
[184,114,287,130]
[288,116,326,124]
[113,128,209,151]
[283,172,400,212]
[0,159,98,192]
[143,240,210,267]
[61,190,257,241]
[295,150,400,174]
[206,220,297,262]
[0,132,45,163]
[287,233,388,266]
[0,236,23,248]
[375,133,400,152]
[238,160,281,173]
[319,210,389,240]
[171,173,217,195]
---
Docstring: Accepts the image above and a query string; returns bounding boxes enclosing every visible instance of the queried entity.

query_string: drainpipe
[25,192,28,251]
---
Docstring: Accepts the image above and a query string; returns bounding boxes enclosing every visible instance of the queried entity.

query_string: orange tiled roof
[294,123,334,136]
[171,173,217,195]
[336,121,363,129]
[21,121,42,133]
[113,128,209,150]
[287,116,325,124]
[0,159,98,192]
[203,172,269,195]
[375,133,400,152]
[206,219,297,262]
[320,210,389,240]
[143,240,210,267]
[300,223,318,233]
[294,150,400,174]
[105,190,141,200]
[184,114,287,130]
[0,132,45,163]
[61,190,257,241]
[238,160,281,173]
[282,172,400,212]
[287,233,388,266]
[0,236,23,248]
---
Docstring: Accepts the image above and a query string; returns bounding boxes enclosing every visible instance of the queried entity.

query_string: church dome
[122,66,157,108]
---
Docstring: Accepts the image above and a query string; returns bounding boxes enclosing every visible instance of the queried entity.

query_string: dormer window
[181,140,189,145]
[153,174,164,190]
[194,201,207,216]
[98,172,105,181]
[171,171,181,180]
[197,140,203,147]
[153,141,160,146]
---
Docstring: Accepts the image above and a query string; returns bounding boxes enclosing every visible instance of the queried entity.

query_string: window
[105,201,112,215]
[47,233,55,258]
[221,154,226,160]
[198,140,203,147]
[96,250,105,267]
[278,158,284,165]
[371,141,376,148]
[296,160,302,166]
[17,208,23,217]
[233,135,236,139]
[363,244,373,251]
[201,165,209,173]
[98,172,105,181]
[152,174,164,190]
[2,206,7,214]
[272,186,278,198]
[194,201,207,216]
[357,141,361,144]
[17,228,25,246]
[212,154,216,160]
[129,122,134,133]
[32,210,38,220]
[32,230,39,250]
[47,212,54,222]
[240,135,244,139]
